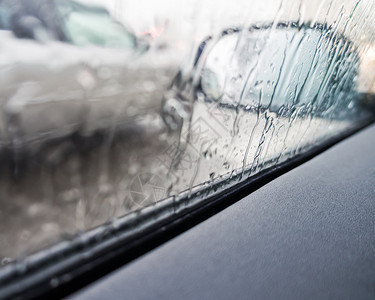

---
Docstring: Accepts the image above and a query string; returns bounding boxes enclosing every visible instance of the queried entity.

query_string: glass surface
[0,0,374,265]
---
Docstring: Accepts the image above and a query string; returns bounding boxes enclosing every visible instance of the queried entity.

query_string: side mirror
[196,24,359,116]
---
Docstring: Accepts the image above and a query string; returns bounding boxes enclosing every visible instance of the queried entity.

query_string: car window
[56,1,136,48]
[0,5,11,30]
[0,2,374,296]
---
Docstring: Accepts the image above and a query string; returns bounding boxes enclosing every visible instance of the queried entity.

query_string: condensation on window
[0,0,374,264]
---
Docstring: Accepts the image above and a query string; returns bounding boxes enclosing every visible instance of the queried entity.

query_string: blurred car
[0,0,182,155]
[0,0,138,48]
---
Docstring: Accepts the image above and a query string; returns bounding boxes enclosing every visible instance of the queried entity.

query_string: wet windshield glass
[0,0,374,266]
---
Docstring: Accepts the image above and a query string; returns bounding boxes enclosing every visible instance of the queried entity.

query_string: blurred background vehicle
[0,0,181,156]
